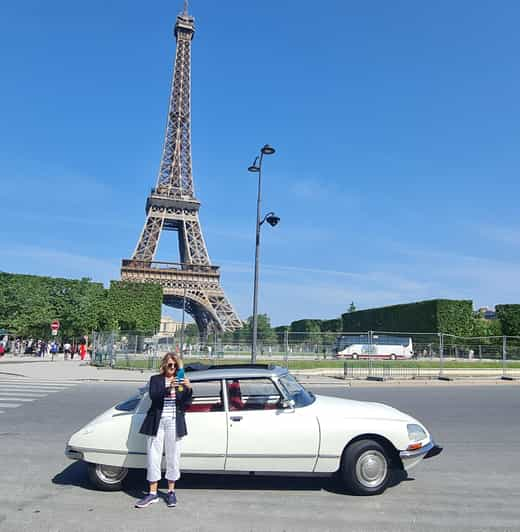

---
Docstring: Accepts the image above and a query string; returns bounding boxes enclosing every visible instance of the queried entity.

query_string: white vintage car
[65,365,442,495]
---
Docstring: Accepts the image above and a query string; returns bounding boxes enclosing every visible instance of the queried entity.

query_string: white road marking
[0,385,71,391]
[0,391,47,397]
[0,397,35,402]
[0,382,76,388]
[0,379,79,414]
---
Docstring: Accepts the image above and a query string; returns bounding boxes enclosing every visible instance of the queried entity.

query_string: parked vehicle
[65,365,441,495]
[334,334,414,360]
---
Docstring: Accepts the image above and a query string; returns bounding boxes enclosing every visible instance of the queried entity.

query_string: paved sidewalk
[0,358,153,382]
[1,358,519,386]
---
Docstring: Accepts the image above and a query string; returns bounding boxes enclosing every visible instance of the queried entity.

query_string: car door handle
[230,416,243,422]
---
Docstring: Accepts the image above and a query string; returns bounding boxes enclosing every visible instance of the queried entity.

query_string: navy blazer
[139,374,193,437]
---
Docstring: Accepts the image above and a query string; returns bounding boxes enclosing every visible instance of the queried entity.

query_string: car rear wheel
[87,462,128,491]
[390,354,396,360]
[352,353,358,360]
[341,439,391,495]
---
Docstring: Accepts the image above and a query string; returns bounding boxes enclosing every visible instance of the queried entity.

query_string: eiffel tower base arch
[163,289,221,340]
[121,260,243,339]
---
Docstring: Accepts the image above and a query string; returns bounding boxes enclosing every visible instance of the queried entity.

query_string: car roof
[186,364,289,382]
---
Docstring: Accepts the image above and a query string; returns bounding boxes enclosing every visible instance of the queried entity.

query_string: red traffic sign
[51,320,60,331]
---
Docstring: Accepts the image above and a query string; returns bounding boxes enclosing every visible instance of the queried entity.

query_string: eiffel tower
[121,2,242,337]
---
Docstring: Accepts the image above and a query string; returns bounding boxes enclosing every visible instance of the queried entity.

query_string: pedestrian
[79,343,87,361]
[135,352,192,509]
[0,343,5,358]
[63,341,71,360]
[39,341,47,358]
[50,341,58,361]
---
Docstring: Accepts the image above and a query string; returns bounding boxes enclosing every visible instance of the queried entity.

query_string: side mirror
[281,399,295,410]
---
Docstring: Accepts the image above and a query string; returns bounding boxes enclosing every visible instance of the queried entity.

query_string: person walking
[50,341,58,361]
[135,353,192,509]
[39,341,47,358]
[63,341,71,360]
[79,343,87,361]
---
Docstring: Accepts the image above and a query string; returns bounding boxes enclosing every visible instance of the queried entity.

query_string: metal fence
[91,329,520,380]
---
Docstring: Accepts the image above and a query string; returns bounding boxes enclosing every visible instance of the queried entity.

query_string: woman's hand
[182,377,191,389]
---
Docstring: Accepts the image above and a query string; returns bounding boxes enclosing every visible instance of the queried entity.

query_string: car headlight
[407,423,427,442]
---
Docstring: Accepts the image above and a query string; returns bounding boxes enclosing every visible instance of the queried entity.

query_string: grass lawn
[107,358,520,371]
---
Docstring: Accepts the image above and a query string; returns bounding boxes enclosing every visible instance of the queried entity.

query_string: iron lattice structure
[121,6,242,337]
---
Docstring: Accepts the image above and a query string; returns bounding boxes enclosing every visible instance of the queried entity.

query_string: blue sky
[1,0,520,326]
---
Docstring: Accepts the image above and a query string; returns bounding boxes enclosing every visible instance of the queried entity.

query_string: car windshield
[278,374,315,408]
[115,395,141,412]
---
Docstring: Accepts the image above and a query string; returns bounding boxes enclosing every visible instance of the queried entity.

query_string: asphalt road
[0,380,519,532]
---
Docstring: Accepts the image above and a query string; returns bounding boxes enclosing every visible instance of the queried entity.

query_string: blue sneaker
[166,491,177,507]
[135,493,159,508]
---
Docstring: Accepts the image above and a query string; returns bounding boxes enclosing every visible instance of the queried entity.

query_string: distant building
[159,316,182,335]
[477,307,497,320]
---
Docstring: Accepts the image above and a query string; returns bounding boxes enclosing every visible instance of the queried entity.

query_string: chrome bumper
[399,440,443,461]
[65,445,84,461]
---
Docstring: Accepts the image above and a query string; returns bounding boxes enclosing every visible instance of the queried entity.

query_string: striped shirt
[161,378,176,419]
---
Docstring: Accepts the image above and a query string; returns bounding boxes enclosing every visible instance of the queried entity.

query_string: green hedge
[495,305,520,336]
[107,281,162,332]
[0,272,162,338]
[320,318,342,332]
[289,319,322,334]
[341,299,474,335]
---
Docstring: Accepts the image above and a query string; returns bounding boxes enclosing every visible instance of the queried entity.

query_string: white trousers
[146,416,181,483]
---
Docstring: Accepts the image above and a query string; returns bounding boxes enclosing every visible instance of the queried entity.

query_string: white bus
[334,334,414,360]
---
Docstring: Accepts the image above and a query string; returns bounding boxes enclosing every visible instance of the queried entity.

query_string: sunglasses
[167,363,177,369]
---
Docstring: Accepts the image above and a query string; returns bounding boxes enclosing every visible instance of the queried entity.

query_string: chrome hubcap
[96,464,127,484]
[355,450,387,488]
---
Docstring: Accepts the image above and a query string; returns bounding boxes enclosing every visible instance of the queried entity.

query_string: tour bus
[334,334,414,360]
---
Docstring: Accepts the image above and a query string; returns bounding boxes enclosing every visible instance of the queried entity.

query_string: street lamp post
[179,285,187,359]
[248,144,278,363]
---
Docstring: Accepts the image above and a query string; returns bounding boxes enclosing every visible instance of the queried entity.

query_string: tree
[0,273,162,338]
[183,323,200,342]
[289,319,322,345]
[496,305,520,336]
[230,314,276,345]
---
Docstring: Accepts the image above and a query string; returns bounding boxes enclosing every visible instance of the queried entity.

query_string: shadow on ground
[53,462,411,498]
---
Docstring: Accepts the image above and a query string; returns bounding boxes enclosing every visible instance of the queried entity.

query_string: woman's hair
[159,352,183,375]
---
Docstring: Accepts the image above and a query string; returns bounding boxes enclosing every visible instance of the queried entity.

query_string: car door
[182,379,228,471]
[224,378,319,472]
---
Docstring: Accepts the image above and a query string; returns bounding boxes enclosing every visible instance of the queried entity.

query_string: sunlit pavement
[0,380,519,531]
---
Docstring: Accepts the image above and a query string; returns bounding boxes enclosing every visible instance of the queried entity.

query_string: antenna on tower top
[183,0,189,15]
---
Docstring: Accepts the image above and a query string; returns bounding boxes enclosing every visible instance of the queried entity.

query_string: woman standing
[135,352,192,508]
[79,342,87,361]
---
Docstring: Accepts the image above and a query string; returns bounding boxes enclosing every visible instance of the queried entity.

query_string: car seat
[228,380,244,410]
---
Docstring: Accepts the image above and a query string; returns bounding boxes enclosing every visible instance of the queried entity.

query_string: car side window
[226,378,281,411]
[186,380,224,413]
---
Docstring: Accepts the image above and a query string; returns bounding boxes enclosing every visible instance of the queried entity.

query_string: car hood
[312,394,416,423]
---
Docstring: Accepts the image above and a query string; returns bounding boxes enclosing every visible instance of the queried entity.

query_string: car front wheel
[87,462,128,491]
[341,439,391,495]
